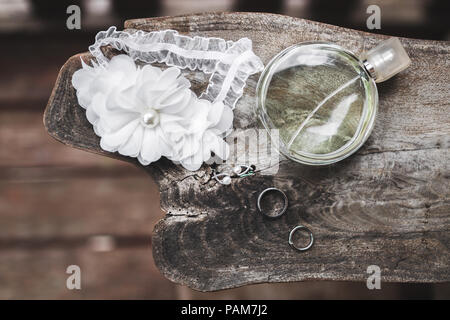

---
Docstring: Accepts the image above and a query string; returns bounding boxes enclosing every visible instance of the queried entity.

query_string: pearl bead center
[141,109,159,128]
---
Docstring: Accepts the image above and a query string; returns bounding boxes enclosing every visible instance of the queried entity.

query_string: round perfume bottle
[256,38,410,165]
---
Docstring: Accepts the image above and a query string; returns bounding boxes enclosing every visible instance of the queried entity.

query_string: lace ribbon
[89,26,264,109]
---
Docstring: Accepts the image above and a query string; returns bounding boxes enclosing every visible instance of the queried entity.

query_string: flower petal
[179,133,202,160]
[106,87,141,112]
[73,66,98,108]
[180,151,203,171]
[156,126,174,158]
[155,87,191,114]
[206,101,225,126]
[107,54,136,75]
[137,154,151,166]
[100,118,140,152]
[210,102,233,134]
[136,81,165,108]
[210,134,230,160]
[140,128,162,163]
[138,64,162,83]
[118,124,144,157]
[86,106,98,125]
[72,69,93,93]
[160,115,187,134]
[155,67,181,89]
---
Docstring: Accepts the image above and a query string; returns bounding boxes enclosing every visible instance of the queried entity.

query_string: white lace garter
[72,26,264,171]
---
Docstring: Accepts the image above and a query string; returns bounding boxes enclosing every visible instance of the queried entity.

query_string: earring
[213,172,232,185]
[232,164,255,177]
[213,164,255,185]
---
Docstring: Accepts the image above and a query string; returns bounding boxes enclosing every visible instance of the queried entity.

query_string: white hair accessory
[72,27,263,171]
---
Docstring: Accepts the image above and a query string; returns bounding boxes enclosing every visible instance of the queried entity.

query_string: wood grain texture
[44,12,450,291]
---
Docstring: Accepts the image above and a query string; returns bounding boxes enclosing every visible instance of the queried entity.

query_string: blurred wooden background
[0,0,448,299]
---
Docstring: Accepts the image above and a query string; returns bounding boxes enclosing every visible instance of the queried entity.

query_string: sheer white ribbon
[89,26,264,109]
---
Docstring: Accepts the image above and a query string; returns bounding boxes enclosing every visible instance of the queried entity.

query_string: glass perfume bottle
[256,37,411,165]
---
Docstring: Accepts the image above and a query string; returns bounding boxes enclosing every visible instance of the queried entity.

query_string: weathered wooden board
[2,247,434,299]
[0,175,161,238]
[44,12,449,291]
[0,112,124,167]
[0,247,176,299]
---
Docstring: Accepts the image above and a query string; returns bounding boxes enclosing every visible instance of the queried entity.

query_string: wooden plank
[44,12,450,291]
[0,176,162,238]
[0,111,124,168]
[0,248,176,299]
[2,246,435,299]
[0,171,440,298]
[0,33,98,110]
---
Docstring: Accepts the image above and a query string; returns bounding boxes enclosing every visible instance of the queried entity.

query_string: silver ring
[257,187,288,218]
[288,225,314,251]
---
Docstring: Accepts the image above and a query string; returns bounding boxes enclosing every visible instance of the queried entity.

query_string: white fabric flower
[72,54,233,170]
